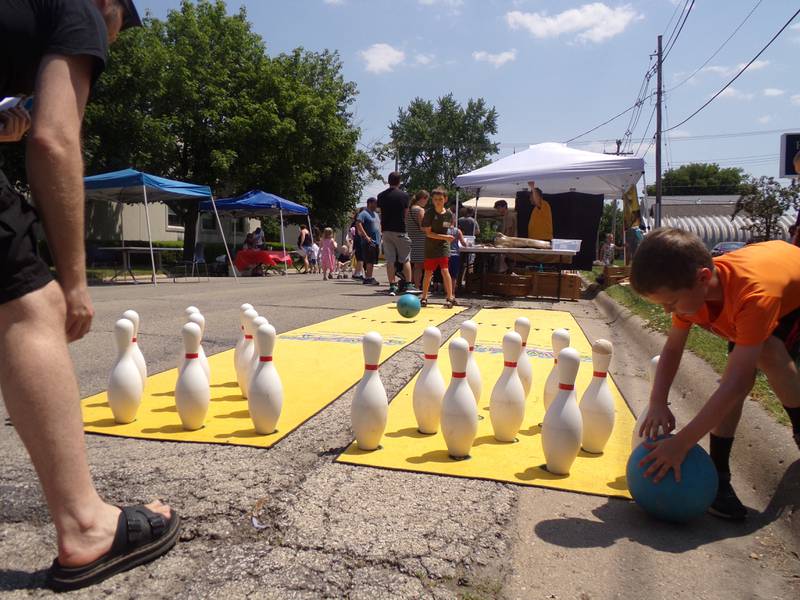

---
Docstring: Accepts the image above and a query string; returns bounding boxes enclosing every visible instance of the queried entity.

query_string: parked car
[711,241,746,257]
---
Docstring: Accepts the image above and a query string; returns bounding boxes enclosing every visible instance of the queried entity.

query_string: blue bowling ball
[396,293,421,318]
[626,435,718,523]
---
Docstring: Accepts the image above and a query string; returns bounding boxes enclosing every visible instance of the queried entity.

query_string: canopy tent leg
[142,184,157,286]
[211,198,238,282]
[455,189,459,224]
[306,215,314,245]
[279,209,287,275]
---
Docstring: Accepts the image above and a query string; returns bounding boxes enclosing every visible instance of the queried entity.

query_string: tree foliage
[375,94,498,194]
[3,0,372,257]
[645,163,745,196]
[733,176,800,241]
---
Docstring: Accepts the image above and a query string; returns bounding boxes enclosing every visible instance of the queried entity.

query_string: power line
[667,0,764,93]
[666,6,800,132]
[662,0,695,61]
[562,97,652,144]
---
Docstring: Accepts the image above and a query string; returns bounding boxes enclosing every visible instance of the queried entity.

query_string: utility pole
[655,34,663,228]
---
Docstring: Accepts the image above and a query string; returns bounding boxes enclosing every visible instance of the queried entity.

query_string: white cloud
[505,3,641,43]
[763,88,785,97]
[359,43,405,74]
[791,23,800,31]
[718,87,754,100]
[418,0,463,15]
[701,60,769,78]
[792,94,800,106]
[472,49,517,68]
[669,129,692,138]
[415,53,434,66]
[323,0,345,4]
[756,115,772,124]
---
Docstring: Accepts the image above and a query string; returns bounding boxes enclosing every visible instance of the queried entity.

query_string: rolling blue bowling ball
[396,293,421,318]
[626,435,718,523]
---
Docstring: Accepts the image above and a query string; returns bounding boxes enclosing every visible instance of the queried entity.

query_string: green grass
[605,283,788,425]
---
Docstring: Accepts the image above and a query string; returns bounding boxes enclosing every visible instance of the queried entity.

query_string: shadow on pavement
[534,460,800,553]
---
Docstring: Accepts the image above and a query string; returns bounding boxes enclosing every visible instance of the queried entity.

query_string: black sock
[709,434,734,477]
[783,405,800,435]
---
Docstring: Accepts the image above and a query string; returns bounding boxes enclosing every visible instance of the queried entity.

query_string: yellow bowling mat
[82,303,464,448]
[337,308,635,499]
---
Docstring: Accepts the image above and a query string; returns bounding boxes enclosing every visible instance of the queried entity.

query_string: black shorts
[353,236,364,262]
[363,243,379,265]
[728,305,800,360]
[0,171,52,305]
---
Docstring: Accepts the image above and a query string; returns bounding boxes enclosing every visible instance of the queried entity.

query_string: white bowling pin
[185,305,200,317]
[351,331,388,450]
[249,316,270,378]
[235,308,259,398]
[413,326,446,434]
[490,331,526,442]
[187,312,211,381]
[248,323,283,434]
[514,317,532,399]
[107,318,143,424]
[460,320,482,406]
[122,309,147,386]
[440,337,479,458]
[542,347,583,475]
[632,355,661,451]
[175,322,210,430]
[234,304,254,376]
[543,328,571,412]
[580,339,616,454]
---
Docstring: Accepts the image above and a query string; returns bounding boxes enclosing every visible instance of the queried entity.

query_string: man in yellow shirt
[527,182,553,240]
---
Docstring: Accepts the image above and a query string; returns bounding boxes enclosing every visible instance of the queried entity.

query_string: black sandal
[420,298,428,307]
[48,505,180,592]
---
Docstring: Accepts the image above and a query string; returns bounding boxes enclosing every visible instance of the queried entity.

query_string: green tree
[646,163,745,196]
[376,94,499,193]
[598,201,623,244]
[733,176,800,241]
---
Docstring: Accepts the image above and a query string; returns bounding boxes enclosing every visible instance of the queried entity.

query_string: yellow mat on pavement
[337,308,635,498]
[82,303,464,448]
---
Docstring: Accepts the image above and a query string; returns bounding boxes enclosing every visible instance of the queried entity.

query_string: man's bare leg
[758,336,800,409]
[386,260,397,284]
[402,260,412,284]
[0,281,170,567]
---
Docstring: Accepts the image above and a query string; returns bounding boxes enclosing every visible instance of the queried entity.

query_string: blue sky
[135,1,800,199]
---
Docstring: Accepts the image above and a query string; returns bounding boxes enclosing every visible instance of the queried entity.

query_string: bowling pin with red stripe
[460,320,482,406]
[440,337,478,459]
[542,347,582,475]
[235,308,259,398]
[107,318,143,424]
[543,328,570,412]
[490,331,526,442]
[175,322,210,430]
[579,339,615,454]
[234,303,254,371]
[514,317,532,399]
[248,322,283,434]
[122,309,147,386]
[413,326,446,434]
[351,331,388,450]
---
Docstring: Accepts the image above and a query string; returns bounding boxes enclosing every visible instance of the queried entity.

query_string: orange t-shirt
[672,241,800,345]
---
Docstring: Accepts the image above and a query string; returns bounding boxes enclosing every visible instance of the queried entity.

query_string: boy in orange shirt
[630,228,800,520]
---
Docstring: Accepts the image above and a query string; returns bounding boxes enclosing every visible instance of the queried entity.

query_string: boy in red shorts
[420,188,457,308]
[630,228,800,520]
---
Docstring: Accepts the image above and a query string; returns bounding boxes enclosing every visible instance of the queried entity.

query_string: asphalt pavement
[0,270,798,599]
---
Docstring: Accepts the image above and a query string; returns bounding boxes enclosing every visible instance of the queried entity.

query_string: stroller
[336,246,354,279]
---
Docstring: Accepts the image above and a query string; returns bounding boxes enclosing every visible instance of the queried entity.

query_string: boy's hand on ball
[640,403,675,439]
[640,436,690,484]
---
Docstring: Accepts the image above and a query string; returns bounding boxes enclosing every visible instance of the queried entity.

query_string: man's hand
[62,284,94,342]
[443,234,455,242]
[639,402,676,440]
[639,435,691,483]
[0,107,31,142]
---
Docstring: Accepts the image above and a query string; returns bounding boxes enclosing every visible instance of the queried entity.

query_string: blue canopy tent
[199,189,310,275]
[84,168,236,284]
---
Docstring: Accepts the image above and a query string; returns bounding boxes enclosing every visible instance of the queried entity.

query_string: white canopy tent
[454,142,644,198]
